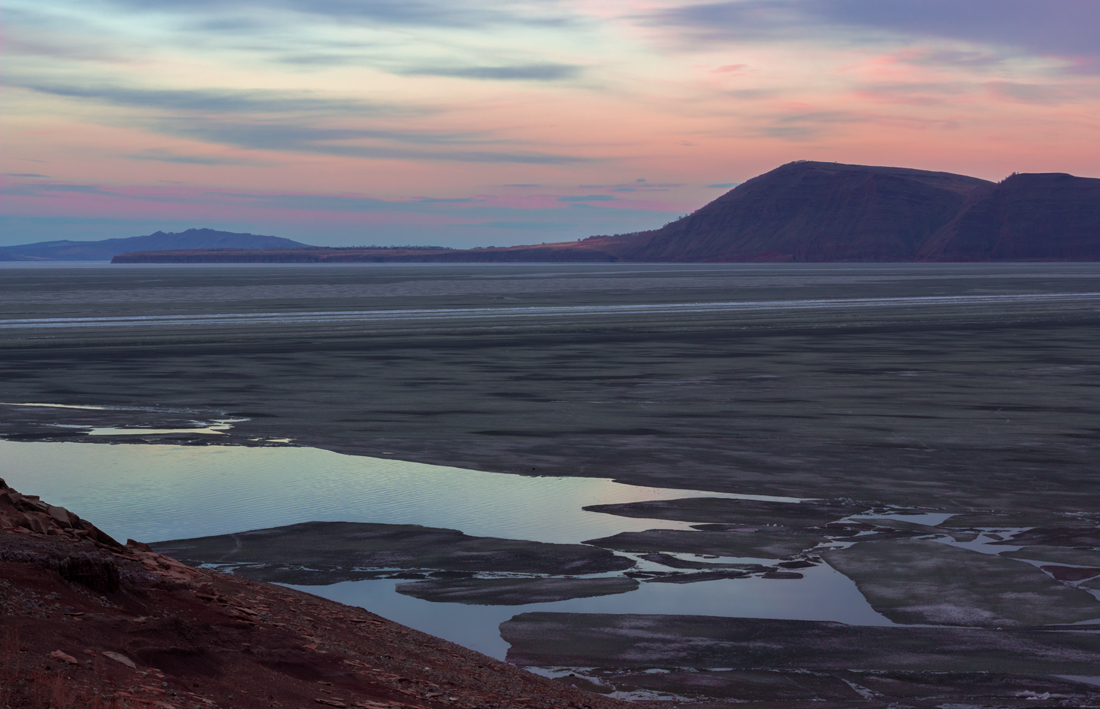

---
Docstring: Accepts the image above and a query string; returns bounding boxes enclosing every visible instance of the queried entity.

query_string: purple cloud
[652,0,1100,71]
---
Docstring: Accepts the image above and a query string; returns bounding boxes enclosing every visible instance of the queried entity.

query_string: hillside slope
[920,172,1100,260]
[613,162,992,262]
[0,478,626,709]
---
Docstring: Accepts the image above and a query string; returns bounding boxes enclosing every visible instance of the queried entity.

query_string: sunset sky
[4,0,1100,247]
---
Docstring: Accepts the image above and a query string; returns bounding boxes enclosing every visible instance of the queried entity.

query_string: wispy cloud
[2,183,117,197]
[102,0,567,29]
[398,63,582,81]
[987,81,1079,105]
[761,110,867,140]
[557,195,618,202]
[12,81,395,116]
[12,79,590,164]
[649,0,1100,69]
[156,119,590,164]
[125,149,273,166]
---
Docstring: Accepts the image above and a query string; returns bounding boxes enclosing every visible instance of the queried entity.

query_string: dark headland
[112,162,1100,264]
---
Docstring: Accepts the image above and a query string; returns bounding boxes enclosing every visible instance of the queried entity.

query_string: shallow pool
[0,437,891,659]
[0,439,789,545]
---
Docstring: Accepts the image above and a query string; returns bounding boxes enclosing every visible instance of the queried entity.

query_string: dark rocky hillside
[919,172,1100,260]
[611,161,992,262]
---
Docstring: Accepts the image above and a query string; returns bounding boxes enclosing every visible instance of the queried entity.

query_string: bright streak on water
[2,292,1098,329]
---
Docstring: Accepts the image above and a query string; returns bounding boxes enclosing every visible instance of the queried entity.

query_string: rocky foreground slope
[0,478,631,709]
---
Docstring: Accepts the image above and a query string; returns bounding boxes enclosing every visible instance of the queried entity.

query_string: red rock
[47,505,72,526]
[49,650,79,664]
[102,650,137,668]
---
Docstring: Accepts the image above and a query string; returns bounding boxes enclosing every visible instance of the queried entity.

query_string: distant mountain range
[40,162,1100,264]
[0,228,310,261]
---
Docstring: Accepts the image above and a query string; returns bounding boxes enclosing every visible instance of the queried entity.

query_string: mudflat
[152,521,634,584]
[3,263,1100,513]
[4,262,1100,706]
[501,613,1100,705]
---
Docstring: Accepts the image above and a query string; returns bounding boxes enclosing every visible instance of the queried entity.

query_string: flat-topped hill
[610,161,993,261]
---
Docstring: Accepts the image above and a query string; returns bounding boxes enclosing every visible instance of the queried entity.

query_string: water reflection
[0,440,771,544]
[291,561,890,659]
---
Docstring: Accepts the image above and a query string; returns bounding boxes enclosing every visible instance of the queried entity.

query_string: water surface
[0,439,764,544]
[292,560,889,659]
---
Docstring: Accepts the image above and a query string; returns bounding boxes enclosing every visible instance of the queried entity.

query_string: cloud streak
[155,119,590,164]
[125,149,274,166]
[102,0,566,29]
[12,79,591,164]
[558,195,618,202]
[12,81,396,116]
[651,0,1100,67]
[398,63,582,82]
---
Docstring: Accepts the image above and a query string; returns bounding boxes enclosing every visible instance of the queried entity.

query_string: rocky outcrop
[0,477,201,585]
[0,481,630,709]
[1,477,124,549]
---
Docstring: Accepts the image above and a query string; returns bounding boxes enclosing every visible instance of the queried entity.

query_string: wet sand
[3,263,1100,513]
[4,262,1100,706]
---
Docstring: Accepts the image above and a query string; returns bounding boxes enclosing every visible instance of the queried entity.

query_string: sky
[3,0,1100,248]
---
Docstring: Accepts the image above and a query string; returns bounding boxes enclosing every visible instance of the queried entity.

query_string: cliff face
[616,162,993,262]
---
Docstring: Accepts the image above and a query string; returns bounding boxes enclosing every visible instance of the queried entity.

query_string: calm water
[0,438,888,659]
[0,439,788,544]
[294,562,888,659]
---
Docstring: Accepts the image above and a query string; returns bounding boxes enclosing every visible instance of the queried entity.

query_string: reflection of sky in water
[0,439,889,657]
[0,440,784,544]
[290,561,890,660]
